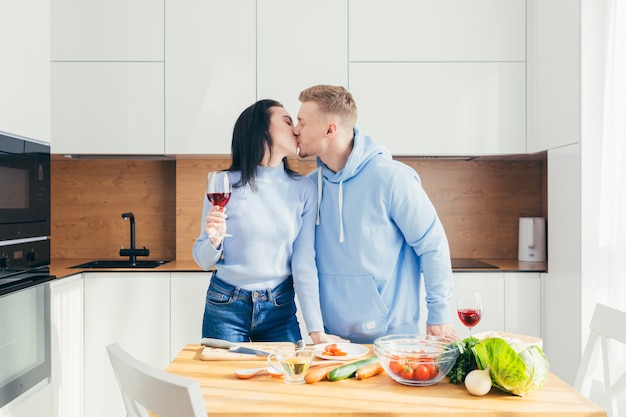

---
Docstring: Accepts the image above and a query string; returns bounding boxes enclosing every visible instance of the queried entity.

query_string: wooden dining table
[165,344,606,417]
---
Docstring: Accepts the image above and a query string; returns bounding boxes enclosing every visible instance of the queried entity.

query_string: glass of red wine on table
[206,171,232,238]
[457,289,482,337]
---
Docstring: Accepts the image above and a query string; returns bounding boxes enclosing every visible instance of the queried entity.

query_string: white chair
[106,343,207,417]
[574,303,626,417]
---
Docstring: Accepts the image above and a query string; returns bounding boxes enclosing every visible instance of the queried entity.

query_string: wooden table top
[165,344,605,417]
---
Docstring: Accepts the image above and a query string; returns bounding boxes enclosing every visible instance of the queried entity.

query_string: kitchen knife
[201,338,269,356]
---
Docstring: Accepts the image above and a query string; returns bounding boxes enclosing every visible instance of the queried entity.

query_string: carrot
[355,361,384,380]
[304,364,342,384]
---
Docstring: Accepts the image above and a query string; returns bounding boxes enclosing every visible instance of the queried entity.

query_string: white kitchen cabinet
[83,273,170,417]
[0,0,50,143]
[170,272,212,360]
[165,0,256,155]
[419,272,541,338]
[504,273,541,337]
[527,0,580,152]
[51,62,164,154]
[50,275,84,417]
[350,0,526,62]
[349,62,526,156]
[543,144,581,384]
[257,0,348,117]
[51,0,163,61]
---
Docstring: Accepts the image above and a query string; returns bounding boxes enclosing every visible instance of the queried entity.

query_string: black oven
[0,239,53,409]
[0,132,51,241]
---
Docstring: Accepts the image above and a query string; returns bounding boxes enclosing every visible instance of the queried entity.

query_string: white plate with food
[314,343,369,361]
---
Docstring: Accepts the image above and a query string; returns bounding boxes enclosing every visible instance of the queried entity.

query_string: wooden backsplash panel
[176,159,231,262]
[51,159,176,260]
[399,159,545,258]
[51,157,545,262]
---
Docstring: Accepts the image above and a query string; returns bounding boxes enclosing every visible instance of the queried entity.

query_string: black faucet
[120,212,149,265]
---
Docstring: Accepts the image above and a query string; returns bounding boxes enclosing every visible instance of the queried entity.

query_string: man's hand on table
[309,331,349,345]
[427,323,460,340]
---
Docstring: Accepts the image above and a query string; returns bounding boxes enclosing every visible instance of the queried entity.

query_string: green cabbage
[472,337,549,396]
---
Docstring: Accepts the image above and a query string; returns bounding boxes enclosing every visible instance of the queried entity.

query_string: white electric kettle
[518,217,546,262]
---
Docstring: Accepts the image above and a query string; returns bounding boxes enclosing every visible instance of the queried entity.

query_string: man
[294,85,458,343]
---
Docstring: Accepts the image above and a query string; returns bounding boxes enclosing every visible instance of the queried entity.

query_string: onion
[464,367,492,396]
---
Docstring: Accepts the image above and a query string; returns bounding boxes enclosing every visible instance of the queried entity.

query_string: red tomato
[400,365,415,380]
[425,363,438,379]
[413,364,432,381]
[322,343,348,356]
[389,360,404,376]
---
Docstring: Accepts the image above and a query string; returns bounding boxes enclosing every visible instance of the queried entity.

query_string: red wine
[457,309,482,327]
[207,192,231,207]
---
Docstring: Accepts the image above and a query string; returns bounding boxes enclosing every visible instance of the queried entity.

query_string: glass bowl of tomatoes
[373,334,460,386]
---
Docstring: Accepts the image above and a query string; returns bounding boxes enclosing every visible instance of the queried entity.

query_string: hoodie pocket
[319,274,389,340]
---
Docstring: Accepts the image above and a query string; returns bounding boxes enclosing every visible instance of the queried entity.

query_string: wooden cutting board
[199,342,293,361]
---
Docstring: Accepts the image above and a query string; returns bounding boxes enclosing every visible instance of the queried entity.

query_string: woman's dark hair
[228,99,298,190]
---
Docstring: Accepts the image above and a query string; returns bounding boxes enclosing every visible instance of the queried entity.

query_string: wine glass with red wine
[457,289,482,337]
[206,171,232,238]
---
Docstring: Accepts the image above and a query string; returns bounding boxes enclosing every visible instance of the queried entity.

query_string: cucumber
[327,356,379,381]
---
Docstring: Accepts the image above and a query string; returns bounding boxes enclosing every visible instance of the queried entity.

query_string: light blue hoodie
[309,128,454,343]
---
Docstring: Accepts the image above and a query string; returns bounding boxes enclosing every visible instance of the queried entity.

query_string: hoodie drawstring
[338,180,345,243]
[316,166,322,225]
[316,166,345,243]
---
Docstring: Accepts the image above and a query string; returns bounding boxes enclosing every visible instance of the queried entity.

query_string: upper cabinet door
[165,0,255,155]
[526,0,580,152]
[51,62,164,154]
[51,0,164,61]
[349,62,526,156]
[0,0,50,143]
[257,0,348,117]
[349,0,526,62]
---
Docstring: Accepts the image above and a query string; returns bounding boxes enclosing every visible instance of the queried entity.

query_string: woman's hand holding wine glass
[205,171,232,241]
[457,289,483,337]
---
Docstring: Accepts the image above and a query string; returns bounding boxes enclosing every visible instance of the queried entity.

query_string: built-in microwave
[0,132,51,242]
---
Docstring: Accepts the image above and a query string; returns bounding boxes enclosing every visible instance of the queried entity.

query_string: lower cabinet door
[418,272,505,337]
[170,272,212,361]
[450,273,506,338]
[83,273,170,417]
[504,273,541,337]
[51,276,84,417]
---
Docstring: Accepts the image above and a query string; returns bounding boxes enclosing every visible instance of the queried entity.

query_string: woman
[192,99,344,344]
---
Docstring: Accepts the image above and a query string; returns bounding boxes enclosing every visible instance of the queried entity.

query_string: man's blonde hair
[298,85,358,127]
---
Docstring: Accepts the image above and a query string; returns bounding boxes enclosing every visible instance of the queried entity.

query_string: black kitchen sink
[70,260,172,269]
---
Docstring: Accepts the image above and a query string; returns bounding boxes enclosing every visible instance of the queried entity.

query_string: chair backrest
[106,343,207,417]
[574,303,626,417]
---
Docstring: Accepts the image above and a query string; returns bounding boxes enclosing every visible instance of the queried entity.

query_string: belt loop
[233,286,241,300]
[266,286,275,303]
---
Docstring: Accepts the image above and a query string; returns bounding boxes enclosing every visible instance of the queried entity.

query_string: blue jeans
[201,274,302,343]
